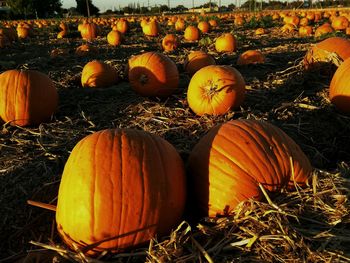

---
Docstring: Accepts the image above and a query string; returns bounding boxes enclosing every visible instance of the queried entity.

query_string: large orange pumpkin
[329,57,350,114]
[81,60,119,88]
[187,119,312,218]
[107,30,122,47]
[0,70,58,126]
[304,37,350,70]
[142,20,159,37]
[215,33,237,53]
[56,128,186,256]
[128,52,179,97]
[183,51,216,76]
[187,65,245,116]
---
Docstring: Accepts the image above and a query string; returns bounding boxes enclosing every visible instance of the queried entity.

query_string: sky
[62,0,236,12]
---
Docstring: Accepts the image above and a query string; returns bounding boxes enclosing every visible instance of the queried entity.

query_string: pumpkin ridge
[227,122,278,188]
[216,128,268,184]
[118,130,125,248]
[109,130,116,247]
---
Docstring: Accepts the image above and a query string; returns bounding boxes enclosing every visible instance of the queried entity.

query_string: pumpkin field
[0,8,350,262]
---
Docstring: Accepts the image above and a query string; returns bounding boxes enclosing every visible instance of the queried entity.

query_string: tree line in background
[1,0,350,19]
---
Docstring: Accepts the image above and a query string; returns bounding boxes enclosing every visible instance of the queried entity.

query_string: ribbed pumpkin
[161,34,179,52]
[128,52,179,97]
[56,129,186,256]
[183,51,216,76]
[187,65,245,116]
[237,50,265,65]
[187,119,312,218]
[329,57,350,114]
[215,33,237,53]
[304,37,350,70]
[0,70,58,126]
[81,61,119,88]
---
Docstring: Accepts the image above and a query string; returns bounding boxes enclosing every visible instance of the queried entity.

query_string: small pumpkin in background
[56,128,186,256]
[128,52,179,97]
[80,22,99,41]
[184,25,200,42]
[0,70,58,126]
[142,20,160,37]
[197,21,210,33]
[255,27,266,35]
[299,26,313,37]
[75,43,98,57]
[162,34,179,52]
[329,57,350,114]
[237,50,265,65]
[187,119,312,218]
[183,50,216,76]
[208,19,218,28]
[175,19,186,31]
[304,37,350,70]
[17,26,30,39]
[187,65,245,116]
[215,33,237,53]
[107,30,122,47]
[314,23,334,38]
[331,16,349,31]
[81,60,119,88]
[116,19,129,34]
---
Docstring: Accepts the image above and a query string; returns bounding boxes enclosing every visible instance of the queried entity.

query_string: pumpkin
[183,51,216,76]
[255,27,266,35]
[107,30,122,47]
[184,25,200,42]
[80,22,99,41]
[281,23,296,33]
[75,44,98,57]
[299,26,313,37]
[142,20,159,37]
[208,19,218,28]
[56,128,186,256]
[128,52,179,97]
[237,50,265,65]
[187,119,312,218]
[17,26,30,39]
[116,19,129,33]
[304,37,350,70]
[299,17,309,26]
[81,60,119,88]
[57,30,67,39]
[175,19,186,31]
[314,23,334,38]
[197,21,210,33]
[0,70,58,126]
[161,34,179,52]
[187,65,245,116]
[329,57,350,114]
[59,22,69,32]
[331,16,349,30]
[215,33,237,53]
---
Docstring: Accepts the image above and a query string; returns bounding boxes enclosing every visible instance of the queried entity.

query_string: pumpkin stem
[27,200,57,212]
[139,74,148,85]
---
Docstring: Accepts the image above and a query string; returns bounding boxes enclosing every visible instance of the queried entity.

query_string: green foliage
[75,0,99,17]
[243,15,275,29]
[198,36,213,47]
[7,0,61,18]
[315,31,348,41]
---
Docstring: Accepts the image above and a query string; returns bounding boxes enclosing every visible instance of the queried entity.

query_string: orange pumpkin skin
[187,119,312,217]
[128,52,179,97]
[75,44,98,57]
[81,61,119,88]
[299,26,313,37]
[184,51,216,76]
[161,34,179,52]
[329,57,350,114]
[184,26,200,41]
[175,19,186,31]
[215,33,237,53]
[0,70,58,126]
[107,30,122,46]
[17,27,30,39]
[314,23,334,38]
[187,65,245,116]
[255,27,265,35]
[304,37,350,70]
[57,30,67,39]
[208,19,218,28]
[237,50,265,65]
[56,129,186,256]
